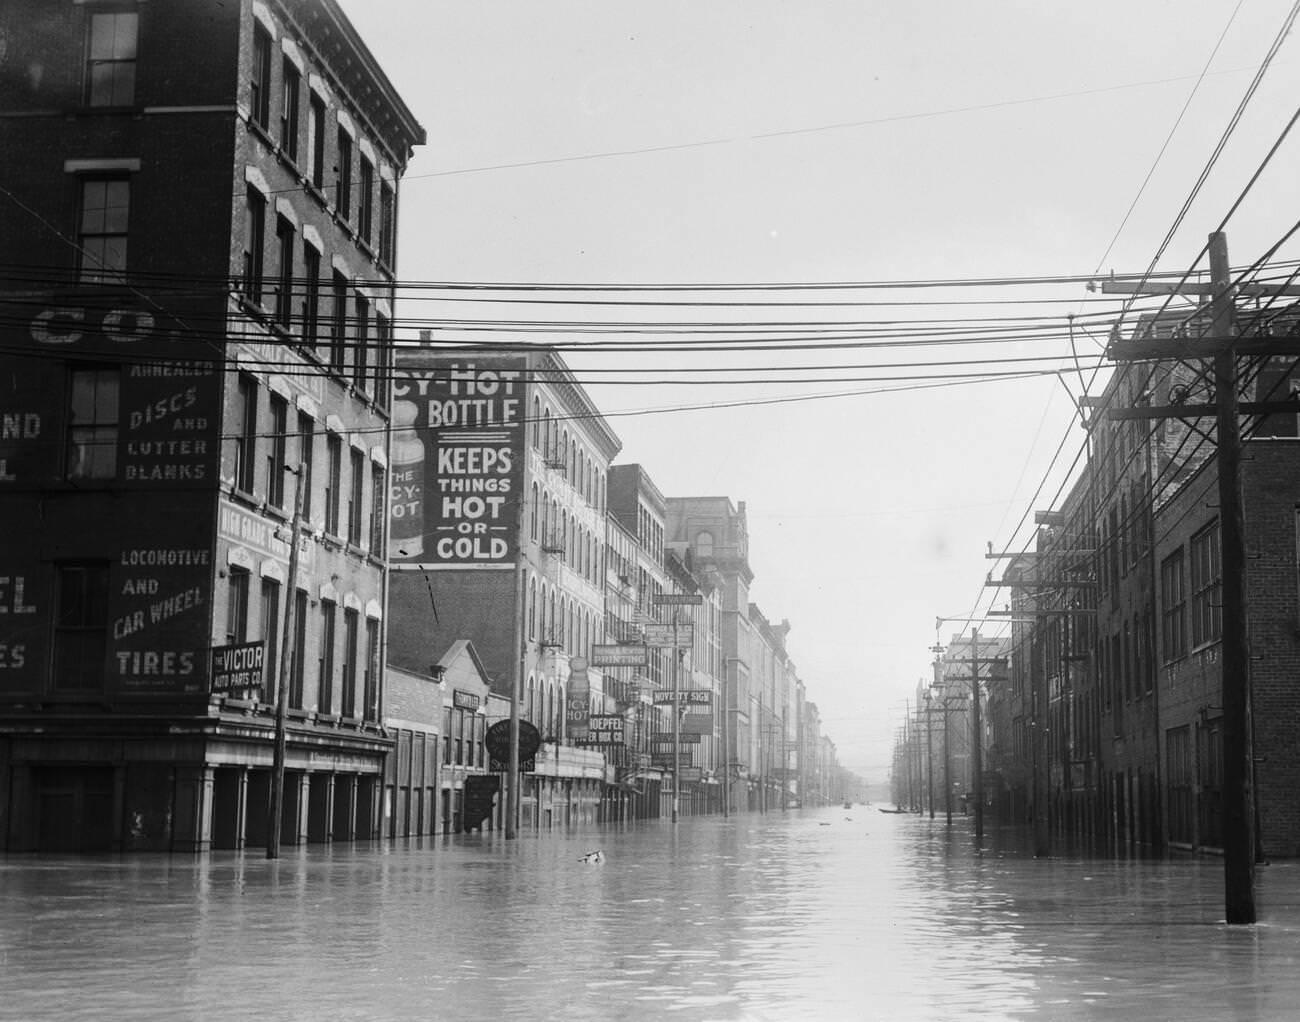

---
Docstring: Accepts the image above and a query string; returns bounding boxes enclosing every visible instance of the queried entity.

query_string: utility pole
[1209,233,1255,923]
[924,690,935,819]
[672,610,681,824]
[971,629,984,842]
[267,464,304,859]
[1104,232,1260,923]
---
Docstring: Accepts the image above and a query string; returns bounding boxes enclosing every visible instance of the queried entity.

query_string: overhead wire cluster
[945,0,1300,656]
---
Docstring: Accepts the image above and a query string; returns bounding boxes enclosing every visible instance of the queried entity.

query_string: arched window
[532,396,541,449]
[528,577,537,639]
[697,531,714,559]
[530,482,540,541]
[526,676,537,723]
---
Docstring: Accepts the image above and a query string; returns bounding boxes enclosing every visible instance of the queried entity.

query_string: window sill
[230,487,261,509]
[247,118,276,149]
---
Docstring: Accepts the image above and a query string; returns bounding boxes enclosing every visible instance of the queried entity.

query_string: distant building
[0,0,423,851]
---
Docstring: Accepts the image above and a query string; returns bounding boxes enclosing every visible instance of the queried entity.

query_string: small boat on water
[877,806,908,814]
[843,801,853,810]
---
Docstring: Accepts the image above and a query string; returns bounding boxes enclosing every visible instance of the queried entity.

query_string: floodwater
[3,809,1300,1022]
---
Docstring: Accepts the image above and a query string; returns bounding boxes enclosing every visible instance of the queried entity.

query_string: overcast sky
[343,0,1300,781]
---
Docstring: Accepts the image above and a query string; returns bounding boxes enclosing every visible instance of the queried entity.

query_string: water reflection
[3,809,1299,1021]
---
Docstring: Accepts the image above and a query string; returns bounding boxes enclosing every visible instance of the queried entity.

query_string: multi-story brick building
[665,496,755,815]
[992,304,1300,859]
[0,0,423,851]
[386,345,618,831]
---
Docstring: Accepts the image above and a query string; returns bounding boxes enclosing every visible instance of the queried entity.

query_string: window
[318,599,336,713]
[347,448,364,545]
[274,215,294,327]
[86,10,138,107]
[289,589,307,709]
[330,270,348,372]
[302,242,321,348]
[234,374,257,493]
[78,178,130,283]
[379,182,396,266]
[369,464,386,553]
[260,577,281,698]
[342,607,359,717]
[267,392,287,508]
[66,367,119,480]
[352,293,369,392]
[1160,549,1186,663]
[373,311,391,412]
[226,567,250,646]
[443,706,452,765]
[358,157,374,246]
[1190,521,1222,647]
[243,186,266,303]
[363,617,380,721]
[280,59,300,161]
[336,129,353,219]
[325,432,342,535]
[250,22,272,128]
[52,563,109,690]
[308,92,326,189]
[297,412,314,520]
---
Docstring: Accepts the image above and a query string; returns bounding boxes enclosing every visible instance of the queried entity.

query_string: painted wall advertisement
[390,357,526,569]
[0,292,220,696]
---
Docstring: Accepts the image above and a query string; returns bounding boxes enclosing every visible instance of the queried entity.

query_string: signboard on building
[210,641,265,694]
[590,644,648,668]
[651,732,701,744]
[584,714,626,745]
[644,623,694,648]
[453,690,481,711]
[390,357,526,570]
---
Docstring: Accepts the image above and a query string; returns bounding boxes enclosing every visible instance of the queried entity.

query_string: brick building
[386,345,619,831]
[0,0,423,851]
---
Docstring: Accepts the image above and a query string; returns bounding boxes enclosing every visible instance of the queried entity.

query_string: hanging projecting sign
[485,718,541,772]
[590,644,649,667]
[567,657,590,742]
[644,623,693,648]
[584,714,626,745]
[652,593,703,606]
[390,356,526,570]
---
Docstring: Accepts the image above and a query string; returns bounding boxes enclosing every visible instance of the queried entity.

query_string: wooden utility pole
[971,629,984,841]
[267,464,304,859]
[924,691,935,819]
[1104,231,1258,922]
[1209,233,1256,924]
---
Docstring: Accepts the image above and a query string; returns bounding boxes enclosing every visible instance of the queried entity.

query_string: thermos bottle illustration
[389,400,424,559]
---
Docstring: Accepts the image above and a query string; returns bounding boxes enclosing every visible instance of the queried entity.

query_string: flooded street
[4,808,1300,1021]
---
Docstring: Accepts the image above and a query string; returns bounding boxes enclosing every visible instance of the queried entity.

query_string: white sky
[343,0,1300,782]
